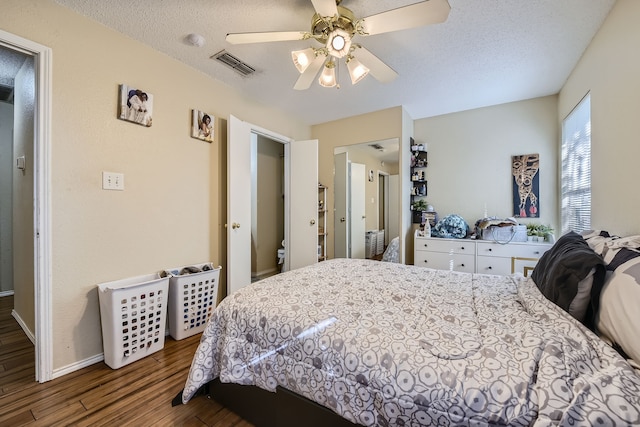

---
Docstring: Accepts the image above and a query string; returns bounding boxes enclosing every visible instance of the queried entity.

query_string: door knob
[232,222,240,229]
[310,219,316,225]
[340,217,346,223]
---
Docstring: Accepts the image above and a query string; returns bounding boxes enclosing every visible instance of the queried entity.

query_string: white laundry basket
[165,263,221,340]
[365,231,377,259]
[97,273,169,369]
[376,230,385,255]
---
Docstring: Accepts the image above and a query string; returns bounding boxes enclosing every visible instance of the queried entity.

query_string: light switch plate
[102,171,124,190]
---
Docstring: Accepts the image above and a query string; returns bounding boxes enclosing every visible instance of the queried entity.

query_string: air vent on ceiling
[211,50,255,76]
[369,143,385,151]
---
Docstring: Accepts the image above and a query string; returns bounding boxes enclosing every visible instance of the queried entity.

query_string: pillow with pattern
[591,233,640,366]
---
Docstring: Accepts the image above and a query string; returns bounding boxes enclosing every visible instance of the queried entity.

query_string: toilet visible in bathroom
[277,240,285,272]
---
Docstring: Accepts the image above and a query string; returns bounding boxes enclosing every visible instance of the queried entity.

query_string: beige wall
[1,0,310,372]
[311,107,405,260]
[414,96,559,244]
[559,0,640,236]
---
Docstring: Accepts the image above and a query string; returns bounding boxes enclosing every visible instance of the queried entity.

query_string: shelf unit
[410,138,428,224]
[318,184,327,261]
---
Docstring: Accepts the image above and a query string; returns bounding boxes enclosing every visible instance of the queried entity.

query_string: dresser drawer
[476,256,512,276]
[414,238,475,255]
[414,251,475,273]
[476,242,550,259]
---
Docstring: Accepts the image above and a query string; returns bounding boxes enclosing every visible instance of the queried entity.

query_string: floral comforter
[181,259,640,426]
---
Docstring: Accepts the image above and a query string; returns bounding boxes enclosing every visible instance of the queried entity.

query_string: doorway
[227,115,318,295]
[0,30,53,383]
[333,139,400,260]
[251,134,285,281]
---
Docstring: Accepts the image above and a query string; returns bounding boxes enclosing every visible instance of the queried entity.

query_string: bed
[176,235,640,426]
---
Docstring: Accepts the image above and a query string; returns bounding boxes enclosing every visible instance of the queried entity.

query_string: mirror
[333,139,399,260]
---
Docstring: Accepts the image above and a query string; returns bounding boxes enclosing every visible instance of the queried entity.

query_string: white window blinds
[561,93,591,235]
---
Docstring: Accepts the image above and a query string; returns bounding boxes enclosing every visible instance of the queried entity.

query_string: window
[561,93,591,234]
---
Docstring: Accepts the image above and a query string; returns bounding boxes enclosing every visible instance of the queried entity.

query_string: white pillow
[596,259,640,365]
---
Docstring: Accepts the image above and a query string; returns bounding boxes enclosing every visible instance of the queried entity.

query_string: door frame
[228,117,294,296]
[378,170,390,246]
[246,124,293,272]
[0,29,53,382]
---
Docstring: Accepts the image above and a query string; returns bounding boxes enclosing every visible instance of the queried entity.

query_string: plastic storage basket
[97,273,169,369]
[166,263,221,340]
[376,230,385,255]
[365,231,377,259]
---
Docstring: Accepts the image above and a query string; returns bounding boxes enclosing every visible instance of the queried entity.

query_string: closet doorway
[227,115,318,295]
[251,134,285,281]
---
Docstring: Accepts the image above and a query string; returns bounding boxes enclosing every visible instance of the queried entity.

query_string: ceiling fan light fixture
[326,28,352,58]
[318,60,337,88]
[291,47,317,73]
[346,55,369,85]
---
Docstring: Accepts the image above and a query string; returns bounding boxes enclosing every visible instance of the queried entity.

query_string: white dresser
[414,232,551,276]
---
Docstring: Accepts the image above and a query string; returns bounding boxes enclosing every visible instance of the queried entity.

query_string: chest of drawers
[414,232,551,275]
[413,237,475,273]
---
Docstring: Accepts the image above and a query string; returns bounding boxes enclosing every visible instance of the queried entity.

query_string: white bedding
[181,259,640,426]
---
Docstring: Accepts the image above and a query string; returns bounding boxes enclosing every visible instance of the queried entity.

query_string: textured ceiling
[35,1,618,124]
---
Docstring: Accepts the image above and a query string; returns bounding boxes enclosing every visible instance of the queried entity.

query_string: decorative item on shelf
[411,199,429,212]
[432,214,470,239]
[526,223,554,242]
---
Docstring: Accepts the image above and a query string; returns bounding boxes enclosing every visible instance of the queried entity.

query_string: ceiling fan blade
[311,0,338,17]
[294,54,326,90]
[359,0,451,36]
[226,31,308,44]
[354,46,398,83]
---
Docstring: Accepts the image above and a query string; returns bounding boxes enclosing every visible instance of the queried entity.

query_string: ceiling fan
[226,0,451,90]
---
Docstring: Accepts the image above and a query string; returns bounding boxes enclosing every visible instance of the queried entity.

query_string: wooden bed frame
[175,378,358,427]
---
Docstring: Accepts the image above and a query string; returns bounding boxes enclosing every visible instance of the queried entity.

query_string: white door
[334,152,348,258]
[228,116,318,293]
[350,162,366,259]
[388,174,399,241]
[227,115,252,294]
[288,139,318,270]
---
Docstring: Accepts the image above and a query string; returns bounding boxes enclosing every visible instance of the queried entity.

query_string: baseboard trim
[11,309,35,344]
[50,328,171,380]
[0,290,15,297]
[252,267,278,279]
[52,353,104,380]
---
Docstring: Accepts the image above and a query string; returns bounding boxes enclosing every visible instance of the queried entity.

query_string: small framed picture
[368,169,374,182]
[191,109,214,143]
[118,84,153,127]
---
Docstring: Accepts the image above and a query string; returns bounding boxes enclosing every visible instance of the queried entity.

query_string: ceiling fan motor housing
[311,5,356,45]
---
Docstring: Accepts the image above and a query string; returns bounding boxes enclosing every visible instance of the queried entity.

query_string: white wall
[559,0,640,236]
[0,102,13,294]
[414,96,559,238]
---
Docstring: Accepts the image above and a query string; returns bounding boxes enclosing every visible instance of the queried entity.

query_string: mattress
[181,259,640,426]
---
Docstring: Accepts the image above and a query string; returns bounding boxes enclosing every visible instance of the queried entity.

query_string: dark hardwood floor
[0,295,253,426]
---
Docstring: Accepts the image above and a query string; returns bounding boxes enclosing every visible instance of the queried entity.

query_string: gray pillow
[531,231,606,330]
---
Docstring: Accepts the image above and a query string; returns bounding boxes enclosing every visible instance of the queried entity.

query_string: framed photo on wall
[512,153,540,218]
[191,109,214,143]
[118,84,153,127]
